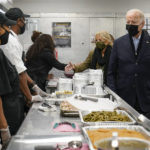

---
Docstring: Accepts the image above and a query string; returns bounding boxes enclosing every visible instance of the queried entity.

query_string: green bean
[83,111,131,122]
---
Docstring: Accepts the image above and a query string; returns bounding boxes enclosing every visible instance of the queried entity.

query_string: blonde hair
[95,31,113,47]
[126,9,145,22]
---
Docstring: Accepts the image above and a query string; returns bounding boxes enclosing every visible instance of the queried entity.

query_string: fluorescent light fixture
[0,0,13,4]
[0,9,5,13]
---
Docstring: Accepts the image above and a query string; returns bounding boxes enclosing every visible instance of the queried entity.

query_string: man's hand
[0,127,11,146]
[65,62,75,72]
[31,95,43,102]
[32,84,50,97]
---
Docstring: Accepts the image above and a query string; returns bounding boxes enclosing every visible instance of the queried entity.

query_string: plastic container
[88,69,103,87]
[58,78,73,91]
[73,73,88,94]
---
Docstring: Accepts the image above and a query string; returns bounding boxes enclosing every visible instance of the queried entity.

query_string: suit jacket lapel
[126,34,137,60]
[137,30,150,62]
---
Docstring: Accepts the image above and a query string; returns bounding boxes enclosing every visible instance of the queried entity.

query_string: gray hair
[126,9,145,22]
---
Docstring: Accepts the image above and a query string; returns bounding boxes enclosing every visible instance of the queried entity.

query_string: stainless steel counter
[17,103,82,136]
[6,86,150,150]
[6,103,85,150]
[6,134,84,150]
[104,86,150,131]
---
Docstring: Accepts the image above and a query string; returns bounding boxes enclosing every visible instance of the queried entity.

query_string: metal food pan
[79,110,136,126]
[95,137,150,150]
[87,93,109,98]
[60,101,79,117]
[82,125,150,150]
[60,109,79,117]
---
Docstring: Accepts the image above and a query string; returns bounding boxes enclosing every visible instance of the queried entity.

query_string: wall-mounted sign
[52,22,71,48]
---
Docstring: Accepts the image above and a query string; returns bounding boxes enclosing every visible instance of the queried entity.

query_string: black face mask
[126,24,139,36]
[0,31,9,45]
[20,24,26,34]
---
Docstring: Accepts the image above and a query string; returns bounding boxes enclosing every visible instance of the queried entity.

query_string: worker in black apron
[0,12,25,146]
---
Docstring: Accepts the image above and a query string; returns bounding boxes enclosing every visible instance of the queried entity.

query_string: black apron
[0,50,25,135]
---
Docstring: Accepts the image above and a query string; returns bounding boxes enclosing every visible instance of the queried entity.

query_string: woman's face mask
[96,41,106,50]
[0,30,9,45]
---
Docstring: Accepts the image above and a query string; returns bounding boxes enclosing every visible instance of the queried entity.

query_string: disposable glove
[32,84,50,97]
[32,95,43,102]
[0,127,11,146]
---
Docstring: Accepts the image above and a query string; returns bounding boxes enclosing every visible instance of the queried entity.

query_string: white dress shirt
[132,35,141,52]
[0,30,26,74]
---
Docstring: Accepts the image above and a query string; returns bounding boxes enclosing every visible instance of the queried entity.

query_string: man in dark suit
[107,9,150,119]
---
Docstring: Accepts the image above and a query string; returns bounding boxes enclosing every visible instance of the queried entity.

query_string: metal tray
[79,110,136,126]
[82,125,150,150]
[60,109,79,117]
[60,101,79,117]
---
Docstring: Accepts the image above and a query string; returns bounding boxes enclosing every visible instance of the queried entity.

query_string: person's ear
[17,18,23,26]
[141,20,145,28]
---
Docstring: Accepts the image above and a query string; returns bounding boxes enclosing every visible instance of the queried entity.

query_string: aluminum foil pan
[95,137,150,150]
[60,101,79,117]
[82,125,150,150]
[79,110,136,126]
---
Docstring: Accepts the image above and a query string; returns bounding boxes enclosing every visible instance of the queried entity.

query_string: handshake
[31,62,75,102]
[64,62,75,78]
[65,62,75,72]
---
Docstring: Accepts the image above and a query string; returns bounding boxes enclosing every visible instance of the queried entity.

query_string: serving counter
[6,86,150,150]
[6,102,84,150]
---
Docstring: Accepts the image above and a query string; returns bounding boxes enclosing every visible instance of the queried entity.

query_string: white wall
[19,14,126,65]
[19,16,91,64]
[13,0,150,14]
[12,0,150,65]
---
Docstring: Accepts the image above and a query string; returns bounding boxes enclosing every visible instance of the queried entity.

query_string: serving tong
[74,94,98,102]
[41,102,53,108]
